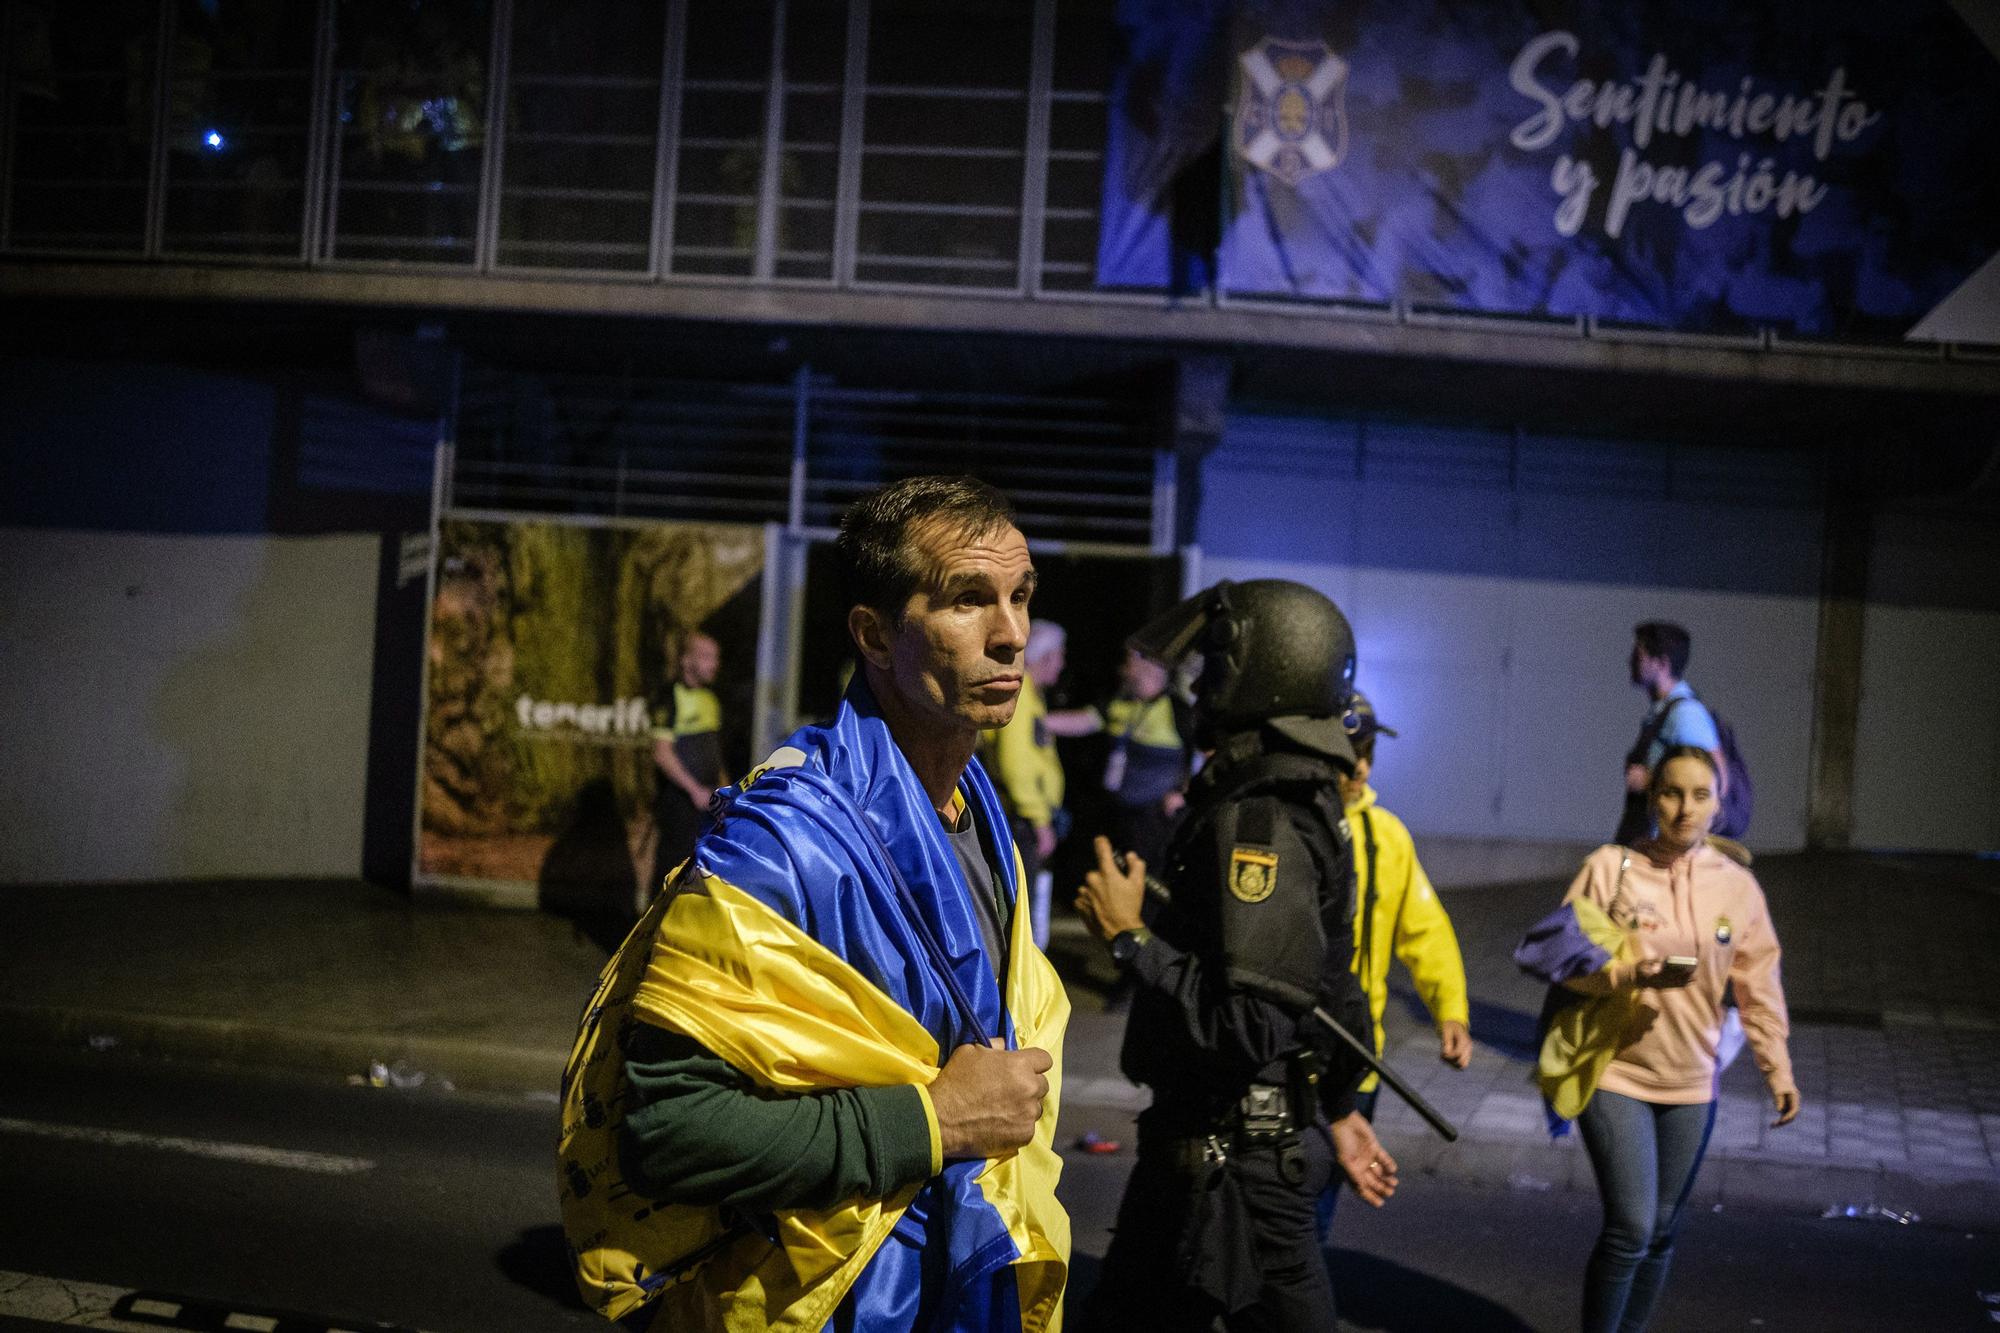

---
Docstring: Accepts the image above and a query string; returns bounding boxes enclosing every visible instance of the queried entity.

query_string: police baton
[1311,1005,1459,1142]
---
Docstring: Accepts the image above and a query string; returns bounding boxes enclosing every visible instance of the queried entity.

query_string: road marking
[0,1270,433,1331]
[0,1269,152,1330]
[0,1117,375,1175]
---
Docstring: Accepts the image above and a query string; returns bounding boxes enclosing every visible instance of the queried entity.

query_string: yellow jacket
[1345,786,1469,1092]
[980,674,1064,828]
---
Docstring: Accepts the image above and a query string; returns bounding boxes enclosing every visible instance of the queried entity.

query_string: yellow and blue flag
[561,676,1070,1331]
[1512,895,1637,1136]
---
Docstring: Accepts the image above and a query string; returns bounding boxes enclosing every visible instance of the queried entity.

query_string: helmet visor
[1126,582,1228,669]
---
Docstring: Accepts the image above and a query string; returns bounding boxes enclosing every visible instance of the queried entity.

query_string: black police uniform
[1079,725,1372,1332]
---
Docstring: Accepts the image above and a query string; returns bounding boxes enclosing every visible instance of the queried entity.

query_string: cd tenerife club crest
[1235,37,1351,187]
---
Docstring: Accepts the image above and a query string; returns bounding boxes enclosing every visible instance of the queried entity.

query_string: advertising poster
[415,516,764,917]
[1098,0,2000,341]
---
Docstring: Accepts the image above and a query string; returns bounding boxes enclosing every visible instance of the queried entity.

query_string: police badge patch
[1229,847,1279,903]
[1234,37,1350,187]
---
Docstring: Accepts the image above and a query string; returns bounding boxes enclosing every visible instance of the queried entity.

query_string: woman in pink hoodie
[1563,745,1801,1333]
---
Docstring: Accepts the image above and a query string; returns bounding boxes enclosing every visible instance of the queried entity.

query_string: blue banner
[1098,0,2000,341]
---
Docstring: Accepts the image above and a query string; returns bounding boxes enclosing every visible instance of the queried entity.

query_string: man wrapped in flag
[560,475,1070,1331]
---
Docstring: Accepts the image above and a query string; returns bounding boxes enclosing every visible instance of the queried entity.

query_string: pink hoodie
[1563,841,1795,1105]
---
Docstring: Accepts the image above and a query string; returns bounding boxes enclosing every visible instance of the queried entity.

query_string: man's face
[1337,754,1373,807]
[681,634,720,687]
[872,519,1035,738]
[1628,639,1655,689]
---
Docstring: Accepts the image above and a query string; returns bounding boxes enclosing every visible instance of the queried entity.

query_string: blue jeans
[1577,1090,1717,1333]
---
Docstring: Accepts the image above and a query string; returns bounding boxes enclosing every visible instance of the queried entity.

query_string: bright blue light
[203,130,225,150]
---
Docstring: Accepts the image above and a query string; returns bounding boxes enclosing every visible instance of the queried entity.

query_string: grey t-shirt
[946,802,1012,985]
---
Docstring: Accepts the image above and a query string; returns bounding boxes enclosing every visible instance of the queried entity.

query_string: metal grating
[1040,0,1112,293]
[3,1,158,253]
[452,368,797,521]
[449,366,1162,544]
[0,0,1981,365]
[496,0,665,273]
[158,0,317,260]
[324,0,490,265]
[802,385,1156,541]
[852,0,1032,292]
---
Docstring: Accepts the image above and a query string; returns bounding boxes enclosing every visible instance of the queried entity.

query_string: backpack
[1708,709,1754,839]
[1665,694,1753,839]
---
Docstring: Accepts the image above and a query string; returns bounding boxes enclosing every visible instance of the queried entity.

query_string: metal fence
[5,0,1985,367]
[0,0,1114,295]
[448,365,1167,547]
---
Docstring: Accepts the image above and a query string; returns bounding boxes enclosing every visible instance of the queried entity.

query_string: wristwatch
[1109,927,1152,969]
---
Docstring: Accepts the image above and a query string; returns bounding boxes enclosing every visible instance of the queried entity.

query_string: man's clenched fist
[928,1040,1053,1160]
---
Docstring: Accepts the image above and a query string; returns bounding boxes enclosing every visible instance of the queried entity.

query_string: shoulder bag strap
[1358,809,1379,979]
[1605,852,1635,930]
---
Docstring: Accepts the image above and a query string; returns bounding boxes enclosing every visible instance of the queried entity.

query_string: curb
[9,1002,1997,1233]
[0,1004,567,1097]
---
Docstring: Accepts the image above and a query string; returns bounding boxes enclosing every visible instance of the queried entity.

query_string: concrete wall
[2,355,433,886]
[0,529,380,882]
[1850,509,2000,852]
[1197,412,1826,851]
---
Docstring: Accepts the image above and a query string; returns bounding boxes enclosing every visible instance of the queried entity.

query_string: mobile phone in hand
[1655,954,1698,985]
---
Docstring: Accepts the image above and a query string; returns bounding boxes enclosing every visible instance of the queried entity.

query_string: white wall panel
[1851,604,2000,851]
[1200,412,1826,851]
[0,529,379,882]
[1203,554,1820,847]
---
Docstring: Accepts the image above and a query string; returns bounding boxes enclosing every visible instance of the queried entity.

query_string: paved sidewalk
[0,879,599,1093]
[3,849,1998,1227]
[1048,848,2000,1229]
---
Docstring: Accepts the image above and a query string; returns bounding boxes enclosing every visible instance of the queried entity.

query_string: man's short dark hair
[835,475,1016,619]
[1634,621,1692,678]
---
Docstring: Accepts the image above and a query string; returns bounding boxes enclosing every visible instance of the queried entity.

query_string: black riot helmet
[1128,579,1358,756]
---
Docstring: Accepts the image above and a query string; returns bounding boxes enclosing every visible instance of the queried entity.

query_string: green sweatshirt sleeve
[618,1022,938,1214]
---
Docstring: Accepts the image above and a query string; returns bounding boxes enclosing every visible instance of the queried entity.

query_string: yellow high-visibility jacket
[1345,786,1470,1092]
[980,674,1064,828]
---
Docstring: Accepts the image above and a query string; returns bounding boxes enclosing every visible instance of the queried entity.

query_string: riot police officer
[1073,579,1396,1332]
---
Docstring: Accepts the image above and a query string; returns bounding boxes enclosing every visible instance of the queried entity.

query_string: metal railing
[1,0,1989,366]
[448,365,1166,546]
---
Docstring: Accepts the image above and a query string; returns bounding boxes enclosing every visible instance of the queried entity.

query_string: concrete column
[1806,485,1870,849]
[1165,354,1232,548]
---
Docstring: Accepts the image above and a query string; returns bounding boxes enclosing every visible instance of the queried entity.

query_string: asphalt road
[0,1049,591,1333]
[1315,1172,2000,1331]
[1061,1105,2000,1331]
[3,1049,1996,1332]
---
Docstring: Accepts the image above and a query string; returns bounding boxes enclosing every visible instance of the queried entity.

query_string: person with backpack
[1618,621,1751,845]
